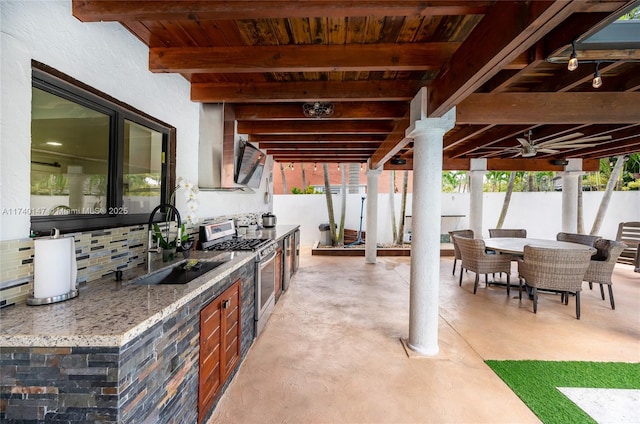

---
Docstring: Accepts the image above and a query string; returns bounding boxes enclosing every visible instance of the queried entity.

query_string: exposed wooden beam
[582,138,640,159]
[542,12,612,58]
[444,125,494,149]
[235,102,406,120]
[268,149,376,156]
[428,0,583,117]
[369,115,411,169]
[249,134,386,143]
[535,61,625,92]
[273,156,367,163]
[385,157,602,172]
[260,143,380,150]
[484,158,600,172]
[72,1,492,21]
[238,120,395,135]
[192,81,420,102]
[456,92,640,124]
[150,43,459,73]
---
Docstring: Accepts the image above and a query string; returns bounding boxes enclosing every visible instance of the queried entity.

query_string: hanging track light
[567,39,578,71]
[592,61,603,89]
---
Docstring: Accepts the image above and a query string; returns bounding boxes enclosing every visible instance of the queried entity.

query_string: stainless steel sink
[131,259,227,285]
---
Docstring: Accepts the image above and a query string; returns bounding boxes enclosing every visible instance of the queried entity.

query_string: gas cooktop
[199,221,276,256]
[205,238,272,252]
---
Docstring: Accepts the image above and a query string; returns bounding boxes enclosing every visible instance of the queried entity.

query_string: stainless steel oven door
[255,249,276,336]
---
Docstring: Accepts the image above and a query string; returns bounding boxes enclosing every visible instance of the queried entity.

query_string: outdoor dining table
[483,237,597,256]
[482,238,597,296]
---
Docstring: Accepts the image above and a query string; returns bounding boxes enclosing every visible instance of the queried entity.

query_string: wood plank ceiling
[72,1,640,172]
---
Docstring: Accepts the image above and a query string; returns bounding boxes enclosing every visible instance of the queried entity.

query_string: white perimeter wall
[274,192,640,247]
[0,1,271,241]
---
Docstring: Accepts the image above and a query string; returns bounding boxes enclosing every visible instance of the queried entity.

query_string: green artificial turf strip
[486,360,640,424]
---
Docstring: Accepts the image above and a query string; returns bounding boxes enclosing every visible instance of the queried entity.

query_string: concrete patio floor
[210,248,640,424]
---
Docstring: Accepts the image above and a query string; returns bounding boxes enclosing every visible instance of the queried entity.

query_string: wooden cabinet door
[220,280,241,381]
[198,279,242,423]
[198,296,222,423]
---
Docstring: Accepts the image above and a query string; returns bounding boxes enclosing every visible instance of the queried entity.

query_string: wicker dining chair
[582,239,627,310]
[517,246,592,319]
[448,229,474,276]
[556,232,601,247]
[454,235,512,295]
[489,228,527,238]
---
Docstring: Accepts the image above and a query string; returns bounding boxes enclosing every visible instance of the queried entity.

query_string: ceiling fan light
[303,102,335,118]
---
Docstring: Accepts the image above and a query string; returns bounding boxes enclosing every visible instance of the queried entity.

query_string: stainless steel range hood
[198,103,252,192]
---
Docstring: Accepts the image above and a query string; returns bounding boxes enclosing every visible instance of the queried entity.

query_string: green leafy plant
[153,223,190,249]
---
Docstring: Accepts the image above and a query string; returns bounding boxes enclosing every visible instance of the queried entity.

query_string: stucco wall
[0,0,272,242]
[274,191,640,247]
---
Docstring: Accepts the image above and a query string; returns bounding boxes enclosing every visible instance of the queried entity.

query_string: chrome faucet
[147,203,182,272]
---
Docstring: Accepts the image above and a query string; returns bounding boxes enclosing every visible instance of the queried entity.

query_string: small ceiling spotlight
[592,62,603,89]
[567,39,578,71]
[314,162,317,171]
[303,102,334,118]
[390,156,407,165]
[550,159,569,166]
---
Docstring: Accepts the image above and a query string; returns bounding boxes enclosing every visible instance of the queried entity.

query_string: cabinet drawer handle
[222,299,230,309]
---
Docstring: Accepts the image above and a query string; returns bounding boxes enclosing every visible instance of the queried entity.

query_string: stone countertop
[0,250,255,348]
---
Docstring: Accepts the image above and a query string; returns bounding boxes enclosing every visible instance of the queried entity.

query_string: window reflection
[123,120,162,214]
[30,87,109,215]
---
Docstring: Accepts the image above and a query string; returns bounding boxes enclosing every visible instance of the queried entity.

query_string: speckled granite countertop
[251,224,299,241]
[0,250,255,348]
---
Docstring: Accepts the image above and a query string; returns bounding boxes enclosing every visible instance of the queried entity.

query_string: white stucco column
[364,167,382,263]
[406,91,456,356]
[561,159,583,233]
[469,159,487,238]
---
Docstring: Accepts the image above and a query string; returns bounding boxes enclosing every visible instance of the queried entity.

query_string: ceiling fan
[506,131,612,158]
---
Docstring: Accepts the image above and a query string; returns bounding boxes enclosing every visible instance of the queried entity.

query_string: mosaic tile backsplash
[0,225,149,308]
[0,213,262,308]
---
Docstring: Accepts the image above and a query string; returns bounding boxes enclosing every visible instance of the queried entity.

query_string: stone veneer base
[0,261,255,423]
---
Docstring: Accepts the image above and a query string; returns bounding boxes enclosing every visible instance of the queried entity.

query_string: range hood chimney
[198,103,249,191]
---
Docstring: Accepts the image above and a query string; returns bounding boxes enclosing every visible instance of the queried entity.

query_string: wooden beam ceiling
[234,102,406,121]
[456,92,640,124]
[191,81,421,103]
[150,43,459,73]
[72,1,493,21]
[428,1,585,117]
[71,0,640,171]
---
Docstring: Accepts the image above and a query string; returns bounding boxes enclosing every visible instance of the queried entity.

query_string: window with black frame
[30,63,174,235]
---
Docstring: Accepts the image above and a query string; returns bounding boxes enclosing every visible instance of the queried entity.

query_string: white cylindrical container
[29,236,78,305]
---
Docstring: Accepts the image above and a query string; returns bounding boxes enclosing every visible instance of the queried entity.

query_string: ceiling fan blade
[517,138,532,149]
[537,148,560,153]
[536,132,584,147]
[542,136,611,148]
[483,147,520,150]
[550,143,598,149]
[568,135,612,143]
